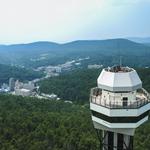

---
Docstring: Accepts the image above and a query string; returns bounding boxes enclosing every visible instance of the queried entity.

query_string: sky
[0,0,150,44]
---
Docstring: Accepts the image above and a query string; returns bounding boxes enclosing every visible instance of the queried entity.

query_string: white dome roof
[97,66,142,92]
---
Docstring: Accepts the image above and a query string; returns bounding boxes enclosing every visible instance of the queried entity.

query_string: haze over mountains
[0,38,150,68]
[127,37,150,44]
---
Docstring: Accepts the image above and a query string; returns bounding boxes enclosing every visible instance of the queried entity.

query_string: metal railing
[90,87,150,109]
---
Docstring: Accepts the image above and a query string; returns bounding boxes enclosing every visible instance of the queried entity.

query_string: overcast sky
[0,0,150,44]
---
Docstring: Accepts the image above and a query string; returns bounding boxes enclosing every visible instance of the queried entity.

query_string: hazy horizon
[0,37,148,45]
[0,0,150,44]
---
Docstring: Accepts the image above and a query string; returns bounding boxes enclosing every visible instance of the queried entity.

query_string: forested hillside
[39,68,150,103]
[39,69,100,103]
[0,64,43,85]
[0,94,149,150]
[0,95,98,150]
[0,39,150,68]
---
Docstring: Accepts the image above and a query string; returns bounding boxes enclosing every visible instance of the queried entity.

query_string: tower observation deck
[90,66,150,150]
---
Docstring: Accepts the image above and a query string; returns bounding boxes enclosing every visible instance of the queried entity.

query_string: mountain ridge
[0,38,146,46]
[127,37,150,43]
[0,38,150,68]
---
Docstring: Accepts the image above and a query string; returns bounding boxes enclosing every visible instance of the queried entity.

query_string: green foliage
[134,121,150,150]
[137,68,150,92]
[0,93,149,149]
[40,68,150,103]
[0,64,43,85]
[0,67,150,149]
[39,69,100,103]
[0,95,98,150]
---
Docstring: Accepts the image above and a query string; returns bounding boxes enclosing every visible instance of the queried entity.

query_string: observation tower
[90,66,150,150]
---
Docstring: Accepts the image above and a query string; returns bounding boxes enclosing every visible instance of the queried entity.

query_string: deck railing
[90,87,150,109]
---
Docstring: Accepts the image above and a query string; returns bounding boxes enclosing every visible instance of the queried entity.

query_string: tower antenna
[117,40,122,67]
[120,56,122,67]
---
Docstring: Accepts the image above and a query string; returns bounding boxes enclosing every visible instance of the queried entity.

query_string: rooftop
[97,66,142,92]
[105,66,133,73]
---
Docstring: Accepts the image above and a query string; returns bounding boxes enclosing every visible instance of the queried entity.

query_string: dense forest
[0,94,149,150]
[0,95,98,150]
[39,68,150,103]
[0,64,43,85]
[39,69,100,103]
[0,66,150,149]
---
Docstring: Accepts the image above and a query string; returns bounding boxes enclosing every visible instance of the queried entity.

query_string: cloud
[0,0,149,44]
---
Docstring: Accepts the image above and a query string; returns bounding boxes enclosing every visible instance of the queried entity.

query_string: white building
[15,80,23,89]
[15,88,32,97]
[9,78,15,91]
[41,93,58,100]
[14,81,36,97]
[23,82,36,91]
[90,66,150,150]
[88,64,103,69]
[55,67,62,73]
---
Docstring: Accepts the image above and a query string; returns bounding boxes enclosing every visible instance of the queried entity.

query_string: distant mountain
[127,37,150,43]
[0,41,60,67]
[143,43,150,47]
[0,39,150,68]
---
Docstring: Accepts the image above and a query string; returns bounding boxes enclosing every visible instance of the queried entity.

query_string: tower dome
[97,66,142,92]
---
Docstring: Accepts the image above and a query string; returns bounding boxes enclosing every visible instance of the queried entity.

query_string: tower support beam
[97,130,133,150]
